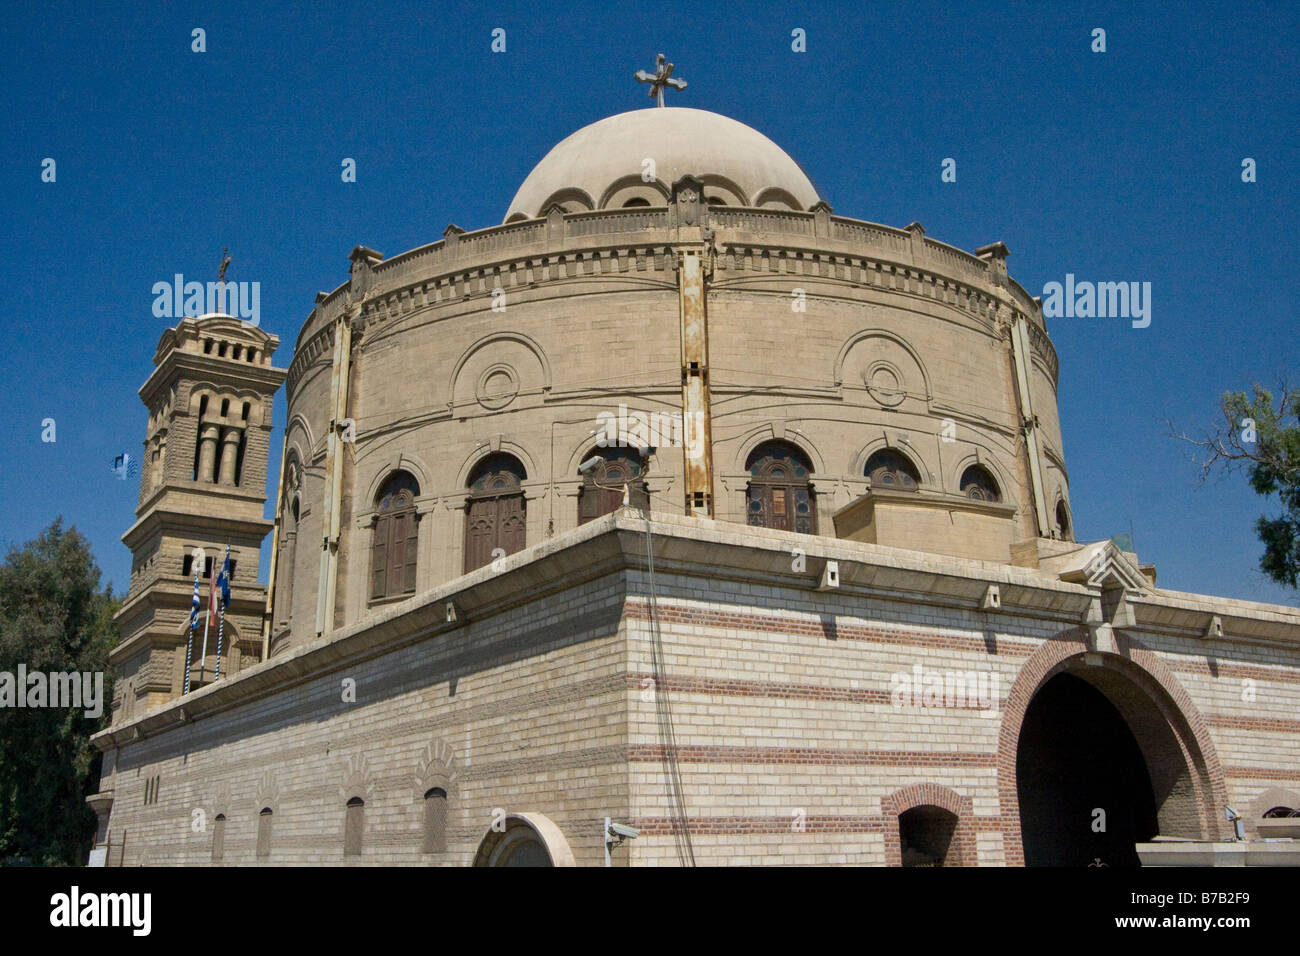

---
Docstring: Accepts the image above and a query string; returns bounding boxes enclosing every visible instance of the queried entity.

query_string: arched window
[344,797,365,857]
[866,448,921,491]
[256,808,272,859]
[1262,806,1298,818]
[212,813,226,862]
[745,441,817,534]
[1055,500,1071,540]
[578,448,648,524]
[465,455,527,573]
[371,472,420,602]
[898,805,959,866]
[423,788,448,854]
[276,460,300,628]
[622,197,651,208]
[960,464,1001,502]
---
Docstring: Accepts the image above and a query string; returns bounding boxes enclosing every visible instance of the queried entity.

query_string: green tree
[1172,383,1300,589]
[0,519,118,865]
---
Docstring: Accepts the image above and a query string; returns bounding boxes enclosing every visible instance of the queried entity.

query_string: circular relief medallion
[476,364,520,410]
[864,362,905,407]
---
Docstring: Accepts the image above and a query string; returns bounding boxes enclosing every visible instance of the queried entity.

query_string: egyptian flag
[207,561,220,626]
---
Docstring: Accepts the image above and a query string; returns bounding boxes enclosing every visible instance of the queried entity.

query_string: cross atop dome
[635,53,687,107]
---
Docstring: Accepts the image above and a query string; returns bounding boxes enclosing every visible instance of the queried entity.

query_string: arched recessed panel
[835,331,931,408]
[449,332,550,414]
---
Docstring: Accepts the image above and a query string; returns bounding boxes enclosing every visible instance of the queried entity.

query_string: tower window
[218,342,228,357]
[220,398,230,417]
[203,339,213,354]
[247,349,257,363]
[241,401,250,421]
[233,430,247,486]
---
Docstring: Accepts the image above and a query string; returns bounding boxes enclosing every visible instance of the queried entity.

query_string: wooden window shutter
[403,512,419,593]
[371,516,388,599]
[387,512,406,597]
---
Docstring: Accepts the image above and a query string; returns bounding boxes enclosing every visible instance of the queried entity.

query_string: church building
[88,63,1300,866]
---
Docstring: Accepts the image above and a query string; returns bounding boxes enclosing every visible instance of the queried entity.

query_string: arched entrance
[999,632,1229,867]
[1017,672,1158,865]
[471,812,577,867]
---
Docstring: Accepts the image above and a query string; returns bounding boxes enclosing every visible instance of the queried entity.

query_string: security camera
[578,455,603,474]
[1225,806,1245,841]
[608,822,639,840]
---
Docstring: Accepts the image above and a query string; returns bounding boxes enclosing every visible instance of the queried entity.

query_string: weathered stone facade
[88,107,1300,866]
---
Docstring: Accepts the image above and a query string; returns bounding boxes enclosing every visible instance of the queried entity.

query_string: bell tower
[110,314,286,722]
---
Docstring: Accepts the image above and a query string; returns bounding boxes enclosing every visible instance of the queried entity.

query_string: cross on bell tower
[635,53,687,107]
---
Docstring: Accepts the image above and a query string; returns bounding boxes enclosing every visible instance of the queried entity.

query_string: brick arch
[882,783,975,867]
[996,628,1230,865]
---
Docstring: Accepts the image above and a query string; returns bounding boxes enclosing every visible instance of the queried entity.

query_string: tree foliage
[1172,383,1300,589]
[0,519,118,865]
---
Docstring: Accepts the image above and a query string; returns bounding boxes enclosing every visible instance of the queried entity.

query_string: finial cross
[635,53,686,107]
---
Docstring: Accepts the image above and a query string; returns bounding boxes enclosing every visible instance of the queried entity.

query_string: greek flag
[111,453,140,481]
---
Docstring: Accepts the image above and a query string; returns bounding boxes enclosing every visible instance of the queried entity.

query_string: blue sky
[1,0,1296,606]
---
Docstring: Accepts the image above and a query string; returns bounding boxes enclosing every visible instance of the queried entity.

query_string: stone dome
[504,107,822,222]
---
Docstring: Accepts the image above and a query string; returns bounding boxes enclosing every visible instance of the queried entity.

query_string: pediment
[1055,540,1150,593]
